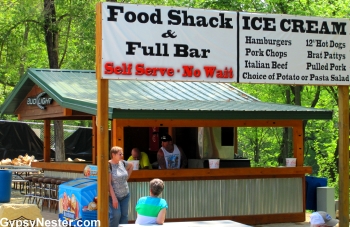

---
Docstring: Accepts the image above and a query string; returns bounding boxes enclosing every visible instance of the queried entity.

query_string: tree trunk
[19,23,29,77]
[293,85,302,106]
[253,128,260,163]
[43,0,59,69]
[54,120,65,161]
[43,0,65,161]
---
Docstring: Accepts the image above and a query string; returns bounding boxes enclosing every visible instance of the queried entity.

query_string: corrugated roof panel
[0,68,333,120]
[108,98,328,112]
[115,81,258,102]
[177,82,213,100]
[31,69,259,103]
[111,80,259,103]
[193,82,253,102]
[175,82,207,100]
[152,81,195,100]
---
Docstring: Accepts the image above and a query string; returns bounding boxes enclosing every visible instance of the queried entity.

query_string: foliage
[238,127,282,167]
[0,0,346,190]
[230,0,346,196]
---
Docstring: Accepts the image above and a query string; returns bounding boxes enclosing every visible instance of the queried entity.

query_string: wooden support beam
[63,108,72,116]
[96,3,108,227]
[92,116,97,165]
[338,85,349,227]
[32,162,86,172]
[96,81,109,225]
[127,166,312,181]
[112,119,118,146]
[116,119,301,127]
[30,163,312,180]
[293,121,304,166]
[115,125,124,149]
[43,119,50,162]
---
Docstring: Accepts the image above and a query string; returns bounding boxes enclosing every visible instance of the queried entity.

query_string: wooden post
[112,119,118,146]
[111,120,124,159]
[293,121,304,166]
[109,119,112,148]
[92,116,97,165]
[338,85,349,227]
[96,78,109,227]
[96,2,109,227]
[116,126,124,149]
[43,119,50,162]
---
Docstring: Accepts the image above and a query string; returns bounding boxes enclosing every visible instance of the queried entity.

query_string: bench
[12,178,29,194]
[120,220,252,227]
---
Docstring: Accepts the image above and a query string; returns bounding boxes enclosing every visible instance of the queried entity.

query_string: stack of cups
[130,160,140,170]
[208,159,220,169]
[286,158,296,167]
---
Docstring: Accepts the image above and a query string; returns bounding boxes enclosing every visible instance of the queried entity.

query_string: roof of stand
[0,68,333,120]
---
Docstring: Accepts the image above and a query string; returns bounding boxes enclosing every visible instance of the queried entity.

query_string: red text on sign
[104,62,132,75]
[135,64,174,76]
[182,66,201,77]
[203,66,233,78]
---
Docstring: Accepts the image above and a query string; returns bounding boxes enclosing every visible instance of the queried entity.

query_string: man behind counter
[157,134,187,169]
[127,147,152,169]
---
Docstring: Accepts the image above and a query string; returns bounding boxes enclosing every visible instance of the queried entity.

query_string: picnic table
[10,168,42,179]
[120,220,252,227]
[9,168,42,194]
[0,165,33,169]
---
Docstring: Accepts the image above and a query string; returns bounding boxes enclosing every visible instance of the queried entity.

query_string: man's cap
[160,134,172,142]
[310,211,339,226]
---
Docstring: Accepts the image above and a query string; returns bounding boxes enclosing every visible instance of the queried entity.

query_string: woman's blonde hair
[110,146,123,158]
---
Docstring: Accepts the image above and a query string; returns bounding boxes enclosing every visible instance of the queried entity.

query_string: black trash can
[0,170,12,202]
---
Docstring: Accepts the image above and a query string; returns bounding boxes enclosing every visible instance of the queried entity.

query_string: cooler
[59,178,97,227]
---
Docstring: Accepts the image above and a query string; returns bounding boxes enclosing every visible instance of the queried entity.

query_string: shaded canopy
[64,127,92,161]
[0,120,54,160]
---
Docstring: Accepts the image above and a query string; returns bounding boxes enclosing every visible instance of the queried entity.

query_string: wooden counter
[32,161,311,180]
[32,161,88,172]
[32,162,311,225]
[129,166,312,181]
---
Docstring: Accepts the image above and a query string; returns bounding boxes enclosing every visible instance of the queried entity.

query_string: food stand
[0,68,332,225]
[2,2,349,226]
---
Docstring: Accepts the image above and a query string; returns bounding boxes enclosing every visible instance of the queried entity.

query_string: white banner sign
[101,3,238,82]
[239,13,350,85]
[100,3,350,85]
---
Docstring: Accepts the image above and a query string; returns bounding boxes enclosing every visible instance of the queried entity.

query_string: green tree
[0,0,346,181]
[0,0,99,159]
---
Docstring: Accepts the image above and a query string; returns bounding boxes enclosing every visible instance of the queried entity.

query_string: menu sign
[99,3,350,85]
[101,3,238,82]
[239,13,350,85]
